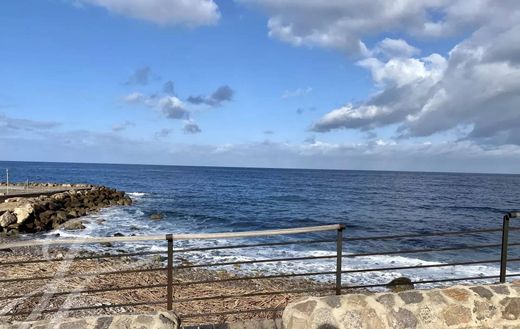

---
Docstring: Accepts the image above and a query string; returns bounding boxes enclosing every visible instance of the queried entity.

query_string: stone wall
[1,311,179,329]
[283,283,520,329]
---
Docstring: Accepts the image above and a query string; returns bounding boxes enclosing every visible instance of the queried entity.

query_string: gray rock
[0,211,16,227]
[389,308,417,329]
[442,305,471,326]
[61,220,86,231]
[399,291,424,304]
[471,286,494,300]
[150,213,163,220]
[501,297,520,320]
[492,285,510,295]
[376,294,395,308]
[387,277,414,292]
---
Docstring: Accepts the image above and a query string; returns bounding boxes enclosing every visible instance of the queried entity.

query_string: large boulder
[61,220,86,231]
[13,203,34,224]
[0,211,16,227]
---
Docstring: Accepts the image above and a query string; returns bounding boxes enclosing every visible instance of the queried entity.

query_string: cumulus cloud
[187,85,234,106]
[313,24,520,145]
[112,120,135,132]
[160,96,190,120]
[78,0,220,27]
[245,0,514,56]
[371,38,420,58]
[309,3,520,146]
[183,121,201,134]
[282,87,312,98]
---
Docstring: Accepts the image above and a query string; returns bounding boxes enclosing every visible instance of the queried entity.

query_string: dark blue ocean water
[1,161,520,286]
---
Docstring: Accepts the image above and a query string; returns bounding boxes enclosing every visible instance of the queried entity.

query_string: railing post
[166,234,173,310]
[500,214,510,283]
[336,225,345,295]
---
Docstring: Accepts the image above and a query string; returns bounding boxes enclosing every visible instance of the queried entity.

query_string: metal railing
[0,214,519,323]
[0,224,342,321]
[339,211,520,291]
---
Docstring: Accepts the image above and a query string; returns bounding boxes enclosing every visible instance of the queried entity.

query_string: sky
[1,0,520,173]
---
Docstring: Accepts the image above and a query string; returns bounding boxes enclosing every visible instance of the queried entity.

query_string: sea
[1,161,520,288]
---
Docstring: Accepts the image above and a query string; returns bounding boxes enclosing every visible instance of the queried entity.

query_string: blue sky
[1,1,520,173]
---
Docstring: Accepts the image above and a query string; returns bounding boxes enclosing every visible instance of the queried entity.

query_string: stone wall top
[1,311,180,329]
[283,283,520,329]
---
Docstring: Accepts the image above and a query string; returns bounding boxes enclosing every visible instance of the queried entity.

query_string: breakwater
[0,183,132,234]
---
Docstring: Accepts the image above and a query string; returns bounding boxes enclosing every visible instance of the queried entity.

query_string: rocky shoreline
[0,183,132,235]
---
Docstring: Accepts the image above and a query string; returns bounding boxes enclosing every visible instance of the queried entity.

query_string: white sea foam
[127,192,146,197]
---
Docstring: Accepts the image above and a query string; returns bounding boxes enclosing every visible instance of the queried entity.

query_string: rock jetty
[0,184,132,235]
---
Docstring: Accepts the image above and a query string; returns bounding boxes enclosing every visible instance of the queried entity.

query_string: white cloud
[357,54,446,87]
[3,118,520,172]
[245,0,516,55]
[310,3,520,146]
[80,0,220,26]
[372,38,420,58]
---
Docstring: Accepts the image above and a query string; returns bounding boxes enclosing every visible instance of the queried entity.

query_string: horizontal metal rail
[344,227,520,242]
[172,271,336,286]
[343,274,501,290]
[173,238,336,253]
[175,255,336,270]
[0,283,168,301]
[345,243,520,257]
[0,236,165,250]
[341,258,504,274]
[0,224,342,250]
[170,224,342,240]
[0,250,167,267]
[172,286,335,303]
[0,267,167,283]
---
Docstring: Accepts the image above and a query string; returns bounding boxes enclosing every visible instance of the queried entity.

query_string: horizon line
[0,159,518,176]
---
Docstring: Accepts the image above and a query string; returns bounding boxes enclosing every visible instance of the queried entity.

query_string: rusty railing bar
[173,238,336,253]
[0,250,167,267]
[0,225,340,250]
[343,274,500,290]
[344,227,519,242]
[172,270,336,286]
[341,258,503,274]
[0,283,168,301]
[171,286,335,303]
[175,255,336,269]
[344,243,520,257]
